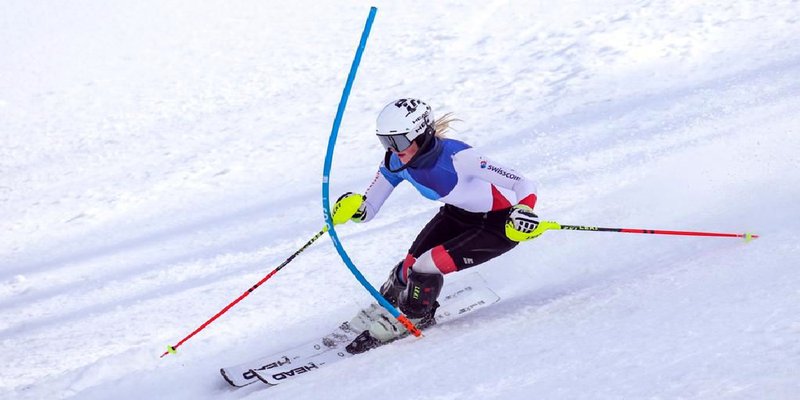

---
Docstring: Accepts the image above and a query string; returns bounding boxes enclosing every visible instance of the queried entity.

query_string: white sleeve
[454,148,538,208]
[361,169,396,222]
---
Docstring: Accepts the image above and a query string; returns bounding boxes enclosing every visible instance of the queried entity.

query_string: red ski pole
[160,227,328,358]
[527,221,758,241]
[558,224,758,240]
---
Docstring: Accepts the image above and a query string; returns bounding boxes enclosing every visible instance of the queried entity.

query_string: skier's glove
[332,192,367,225]
[505,204,540,242]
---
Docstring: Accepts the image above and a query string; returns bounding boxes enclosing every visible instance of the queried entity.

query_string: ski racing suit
[361,137,538,285]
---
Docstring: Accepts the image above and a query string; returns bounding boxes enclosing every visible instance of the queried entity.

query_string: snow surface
[2,1,799,399]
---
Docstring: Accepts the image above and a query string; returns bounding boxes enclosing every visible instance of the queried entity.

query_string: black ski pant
[399,204,518,279]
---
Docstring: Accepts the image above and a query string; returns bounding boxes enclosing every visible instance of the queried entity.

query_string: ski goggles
[377,132,414,152]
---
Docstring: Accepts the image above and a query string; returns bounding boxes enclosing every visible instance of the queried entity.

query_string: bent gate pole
[320,7,422,337]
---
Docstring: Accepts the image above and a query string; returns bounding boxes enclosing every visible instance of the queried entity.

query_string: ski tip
[220,368,237,387]
[248,369,278,387]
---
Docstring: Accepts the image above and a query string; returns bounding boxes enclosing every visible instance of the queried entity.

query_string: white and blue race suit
[360,138,538,280]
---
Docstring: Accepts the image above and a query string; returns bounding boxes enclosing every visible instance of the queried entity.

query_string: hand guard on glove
[505,204,540,242]
[332,192,367,225]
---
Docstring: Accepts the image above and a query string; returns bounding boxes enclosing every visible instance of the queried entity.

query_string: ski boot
[346,262,405,332]
[346,270,442,354]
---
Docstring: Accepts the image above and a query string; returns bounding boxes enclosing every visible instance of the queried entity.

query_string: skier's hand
[333,192,367,225]
[505,204,540,242]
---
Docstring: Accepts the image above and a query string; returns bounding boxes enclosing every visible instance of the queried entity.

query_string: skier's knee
[411,245,457,275]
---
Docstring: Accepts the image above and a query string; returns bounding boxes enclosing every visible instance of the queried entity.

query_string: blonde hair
[433,112,460,138]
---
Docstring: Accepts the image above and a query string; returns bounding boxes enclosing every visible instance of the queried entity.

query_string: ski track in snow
[1,1,799,399]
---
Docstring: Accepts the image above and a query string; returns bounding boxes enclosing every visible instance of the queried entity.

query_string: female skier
[334,98,541,353]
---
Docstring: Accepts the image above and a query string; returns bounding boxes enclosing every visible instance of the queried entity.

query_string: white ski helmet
[375,98,434,152]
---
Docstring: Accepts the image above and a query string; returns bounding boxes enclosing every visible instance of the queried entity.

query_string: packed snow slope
[2,1,799,399]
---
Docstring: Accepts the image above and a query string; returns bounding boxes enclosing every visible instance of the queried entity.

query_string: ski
[220,322,360,387]
[221,273,499,389]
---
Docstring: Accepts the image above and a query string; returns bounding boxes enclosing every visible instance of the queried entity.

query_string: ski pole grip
[397,315,423,337]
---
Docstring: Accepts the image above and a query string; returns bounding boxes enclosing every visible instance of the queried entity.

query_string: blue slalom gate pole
[321,7,421,337]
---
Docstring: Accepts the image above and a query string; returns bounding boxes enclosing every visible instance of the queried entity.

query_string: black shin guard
[399,271,443,319]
